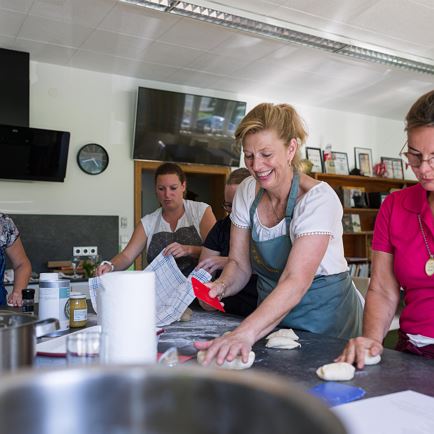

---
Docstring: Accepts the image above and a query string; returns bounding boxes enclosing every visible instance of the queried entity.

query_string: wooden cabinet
[134,160,231,269]
[311,173,417,275]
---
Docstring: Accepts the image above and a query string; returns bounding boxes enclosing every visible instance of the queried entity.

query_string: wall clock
[77,143,109,175]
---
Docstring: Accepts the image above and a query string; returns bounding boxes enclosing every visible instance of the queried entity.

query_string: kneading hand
[7,290,23,307]
[196,256,228,273]
[163,242,191,258]
[335,336,383,369]
[194,329,254,367]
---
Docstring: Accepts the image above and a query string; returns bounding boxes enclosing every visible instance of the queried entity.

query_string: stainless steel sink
[0,365,346,434]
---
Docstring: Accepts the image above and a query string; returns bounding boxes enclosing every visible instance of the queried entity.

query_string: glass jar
[21,288,35,314]
[69,293,88,328]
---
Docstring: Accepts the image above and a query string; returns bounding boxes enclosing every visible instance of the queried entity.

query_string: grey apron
[249,173,362,339]
[147,211,203,277]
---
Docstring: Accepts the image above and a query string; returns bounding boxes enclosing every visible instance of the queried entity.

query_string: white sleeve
[291,183,343,239]
[185,200,209,225]
[230,177,256,229]
[141,212,155,238]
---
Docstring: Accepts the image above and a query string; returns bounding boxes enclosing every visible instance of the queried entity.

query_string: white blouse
[141,199,209,251]
[230,176,348,276]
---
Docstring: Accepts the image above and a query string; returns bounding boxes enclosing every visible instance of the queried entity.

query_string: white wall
[0,61,415,247]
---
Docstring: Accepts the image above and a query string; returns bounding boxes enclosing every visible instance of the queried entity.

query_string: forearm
[109,251,136,271]
[216,258,251,296]
[236,279,305,342]
[12,262,31,294]
[362,289,400,342]
[187,245,202,258]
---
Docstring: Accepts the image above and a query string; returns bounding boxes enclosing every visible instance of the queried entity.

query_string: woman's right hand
[335,336,383,369]
[96,262,113,276]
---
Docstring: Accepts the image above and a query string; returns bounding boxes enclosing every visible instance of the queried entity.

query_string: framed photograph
[381,157,404,179]
[354,147,373,177]
[305,147,323,173]
[331,151,349,175]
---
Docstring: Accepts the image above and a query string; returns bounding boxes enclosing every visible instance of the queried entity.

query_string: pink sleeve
[372,195,394,254]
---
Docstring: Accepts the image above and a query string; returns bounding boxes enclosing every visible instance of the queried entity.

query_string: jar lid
[70,293,86,299]
[21,288,35,299]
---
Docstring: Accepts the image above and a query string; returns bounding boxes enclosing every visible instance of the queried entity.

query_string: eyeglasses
[399,142,434,169]
[222,202,232,213]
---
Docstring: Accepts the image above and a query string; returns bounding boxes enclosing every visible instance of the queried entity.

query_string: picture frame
[354,147,373,177]
[305,147,323,173]
[381,157,404,179]
[331,151,349,175]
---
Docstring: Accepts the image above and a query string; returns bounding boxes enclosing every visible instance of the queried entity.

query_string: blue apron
[249,173,362,339]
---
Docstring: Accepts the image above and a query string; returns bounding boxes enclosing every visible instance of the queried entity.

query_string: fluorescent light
[120,0,434,75]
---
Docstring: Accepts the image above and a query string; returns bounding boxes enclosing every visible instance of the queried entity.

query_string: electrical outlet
[73,246,98,257]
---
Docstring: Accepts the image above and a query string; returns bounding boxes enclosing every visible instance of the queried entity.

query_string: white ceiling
[1,0,434,119]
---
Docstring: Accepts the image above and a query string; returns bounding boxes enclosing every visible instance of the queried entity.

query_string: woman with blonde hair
[195,102,362,366]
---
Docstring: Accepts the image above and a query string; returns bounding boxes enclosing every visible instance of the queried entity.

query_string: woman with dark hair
[97,162,216,276]
[338,90,434,367]
[0,213,31,306]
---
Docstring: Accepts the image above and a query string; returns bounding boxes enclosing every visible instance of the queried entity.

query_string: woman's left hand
[163,242,190,258]
[7,290,23,307]
[194,329,255,366]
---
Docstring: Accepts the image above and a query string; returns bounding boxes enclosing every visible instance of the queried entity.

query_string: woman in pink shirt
[338,90,434,367]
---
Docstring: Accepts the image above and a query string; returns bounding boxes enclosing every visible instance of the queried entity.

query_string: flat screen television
[0,124,70,182]
[133,87,246,167]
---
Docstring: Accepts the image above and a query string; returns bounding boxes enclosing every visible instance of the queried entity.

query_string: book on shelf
[342,214,362,232]
[348,262,370,277]
[339,186,367,208]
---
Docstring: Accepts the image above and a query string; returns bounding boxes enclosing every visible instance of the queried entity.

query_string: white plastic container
[38,273,70,331]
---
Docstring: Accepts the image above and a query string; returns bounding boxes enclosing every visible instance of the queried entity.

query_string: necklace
[266,191,284,222]
[418,214,434,276]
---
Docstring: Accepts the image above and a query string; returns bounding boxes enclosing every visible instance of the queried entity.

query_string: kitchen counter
[36,308,434,400]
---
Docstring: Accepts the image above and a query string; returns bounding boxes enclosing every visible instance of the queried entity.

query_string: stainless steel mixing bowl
[0,365,346,434]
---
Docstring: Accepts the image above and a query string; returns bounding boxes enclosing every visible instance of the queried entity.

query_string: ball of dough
[266,328,299,341]
[316,362,355,381]
[265,336,301,349]
[197,350,255,370]
[364,351,381,365]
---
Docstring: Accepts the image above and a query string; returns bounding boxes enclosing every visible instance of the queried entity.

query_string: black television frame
[0,124,70,182]
[133,87,246,168]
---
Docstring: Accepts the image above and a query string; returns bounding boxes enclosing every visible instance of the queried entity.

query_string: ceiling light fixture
[120,0,434,75]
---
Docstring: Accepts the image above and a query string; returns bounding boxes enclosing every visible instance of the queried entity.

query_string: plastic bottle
[21,288,35,314]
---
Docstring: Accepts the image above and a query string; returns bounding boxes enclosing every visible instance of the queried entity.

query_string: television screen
[0,124,70,182]
[133,87,246,167]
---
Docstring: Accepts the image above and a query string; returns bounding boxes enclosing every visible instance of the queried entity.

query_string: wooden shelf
[311,172,416,273]
[343,231,374,235]
[343,207,378,213]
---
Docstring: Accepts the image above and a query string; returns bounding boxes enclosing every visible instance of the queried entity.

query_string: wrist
[100,260,114,272]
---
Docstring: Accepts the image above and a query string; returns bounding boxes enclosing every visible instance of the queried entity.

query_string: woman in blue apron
[195,103,363,365]
[97,163,216,277]
[0,213,32,306]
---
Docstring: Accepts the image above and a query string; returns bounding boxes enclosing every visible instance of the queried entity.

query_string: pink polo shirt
[373,183,434,337]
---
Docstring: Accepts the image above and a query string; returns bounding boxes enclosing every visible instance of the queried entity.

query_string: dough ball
[364,351,381,365]
[179,307,193,322]
[266,328,299,341]
[316,362,355,381]
[265,336,301,349]
[197,350,255,370]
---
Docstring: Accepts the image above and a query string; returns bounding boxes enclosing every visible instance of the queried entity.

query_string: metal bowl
[0,365,346,434]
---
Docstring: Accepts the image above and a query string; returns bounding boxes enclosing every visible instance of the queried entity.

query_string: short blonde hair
[235,103,308,169]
